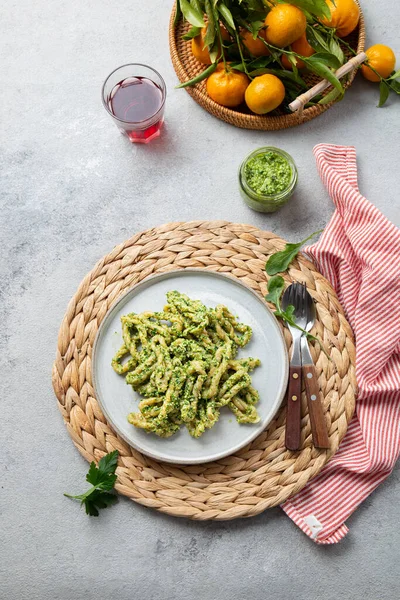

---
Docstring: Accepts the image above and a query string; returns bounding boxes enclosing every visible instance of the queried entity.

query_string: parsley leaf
[64,450,119,516]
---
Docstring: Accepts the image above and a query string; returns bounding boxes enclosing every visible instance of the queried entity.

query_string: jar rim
[239,146,298,202]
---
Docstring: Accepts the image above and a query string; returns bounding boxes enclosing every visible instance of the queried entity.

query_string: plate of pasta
[93,269,288,464]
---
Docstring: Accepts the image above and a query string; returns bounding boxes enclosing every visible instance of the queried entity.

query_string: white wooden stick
[289,52,367,113]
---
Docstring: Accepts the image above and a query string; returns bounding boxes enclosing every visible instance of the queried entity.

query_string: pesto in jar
[244,151,292,196]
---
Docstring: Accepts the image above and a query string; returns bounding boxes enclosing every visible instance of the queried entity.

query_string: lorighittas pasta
[112,291,261,438]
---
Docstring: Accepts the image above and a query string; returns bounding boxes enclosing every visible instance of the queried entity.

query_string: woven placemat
[52,221,356,519]
[169,2,365,131]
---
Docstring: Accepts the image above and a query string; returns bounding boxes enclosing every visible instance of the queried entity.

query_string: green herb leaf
[388,69,400,80]
[182,25,202,40]
[209,38,220,64]
[249,67,306,87]
[246,0,267,12]
[204,0,216,48]
[190,0,204,14]
[307,51,341,70]
[64,450,119,517]
[285,0,331,20]
[328,37,345,66]
[175,61,217,88]
[180,0,205,27]
[281,304,296,321]
[306,26,330,53]
[96,449,119,478]
[265,275,285,307]
[265,277,331,360]
[83,491,118,517]
[247,56,274,69]
[174,0,182,27]
[249,20,265,39]
[388,79,400,94]
[265,230,323,276]
[318,86,343,104]
[287,53,298,69]
[378,80,390,108]
[218,3,236,30]
[304,58,343,93]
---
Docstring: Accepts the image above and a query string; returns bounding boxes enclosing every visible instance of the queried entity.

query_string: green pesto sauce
[244,151,292,196]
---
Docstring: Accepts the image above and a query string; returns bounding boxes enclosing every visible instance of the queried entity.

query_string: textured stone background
[1,1,399,599]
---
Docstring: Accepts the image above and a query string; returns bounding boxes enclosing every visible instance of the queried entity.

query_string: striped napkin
[282,144,400,544]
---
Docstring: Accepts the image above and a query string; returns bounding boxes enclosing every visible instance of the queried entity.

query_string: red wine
[109,77,163,123]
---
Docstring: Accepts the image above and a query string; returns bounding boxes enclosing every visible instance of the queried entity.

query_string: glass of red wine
[102,64,166,144]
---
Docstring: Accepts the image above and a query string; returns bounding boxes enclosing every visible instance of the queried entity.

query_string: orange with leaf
[264,4,307,48]
[361,45,396,82]
[206,63,249,108]
[192,25,230,65]
[241,29,270,58]
[281,34,315,70]
[321,0,360,38]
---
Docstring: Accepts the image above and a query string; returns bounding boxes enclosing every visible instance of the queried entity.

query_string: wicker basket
[169,2,365,131]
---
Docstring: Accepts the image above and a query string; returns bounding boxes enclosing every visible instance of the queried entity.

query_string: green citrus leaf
[318,86,343,104]
[180,0,205,28]
[328,37,345,65]
[388,69,400,80]
[249,20,265,39]
[304,58,343,93]
[182,26,202,40]
[307,51,341,69]
[209,38,220,63]
[306,26,330,53]
[203,0,216,48]
[174,0,182,26]
[176,62,217,88]
[388,79,400,94]
[218,3,236,30]
[378,80,390,107]
[249,67,306,87]
[285,0,331,19]
[190,0,204,13]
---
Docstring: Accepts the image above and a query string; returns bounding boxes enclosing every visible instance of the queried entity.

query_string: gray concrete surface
[1,1,400,599]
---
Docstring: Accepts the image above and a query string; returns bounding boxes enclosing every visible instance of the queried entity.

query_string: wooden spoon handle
[285,366,302,451]
[302,364,330,449]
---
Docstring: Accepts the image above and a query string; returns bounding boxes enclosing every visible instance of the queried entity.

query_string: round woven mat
[52,221,356,520]
[169,3,365,131]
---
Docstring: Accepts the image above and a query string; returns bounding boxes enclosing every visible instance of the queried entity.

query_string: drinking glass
[102,64,166,143]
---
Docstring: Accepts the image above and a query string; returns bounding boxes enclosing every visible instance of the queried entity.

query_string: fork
[301,284,330,449]
[282,283,306,450]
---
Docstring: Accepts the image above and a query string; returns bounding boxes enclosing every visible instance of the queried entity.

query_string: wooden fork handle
[303,364,330,449]
[285,366,302,451]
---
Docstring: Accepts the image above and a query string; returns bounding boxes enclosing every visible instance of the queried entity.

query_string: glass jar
[239,147,298,213]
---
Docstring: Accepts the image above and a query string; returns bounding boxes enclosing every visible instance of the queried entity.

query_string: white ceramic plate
[93,269,288,464]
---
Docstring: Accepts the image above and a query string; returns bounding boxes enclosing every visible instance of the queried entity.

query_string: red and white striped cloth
[282,144,400,544]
